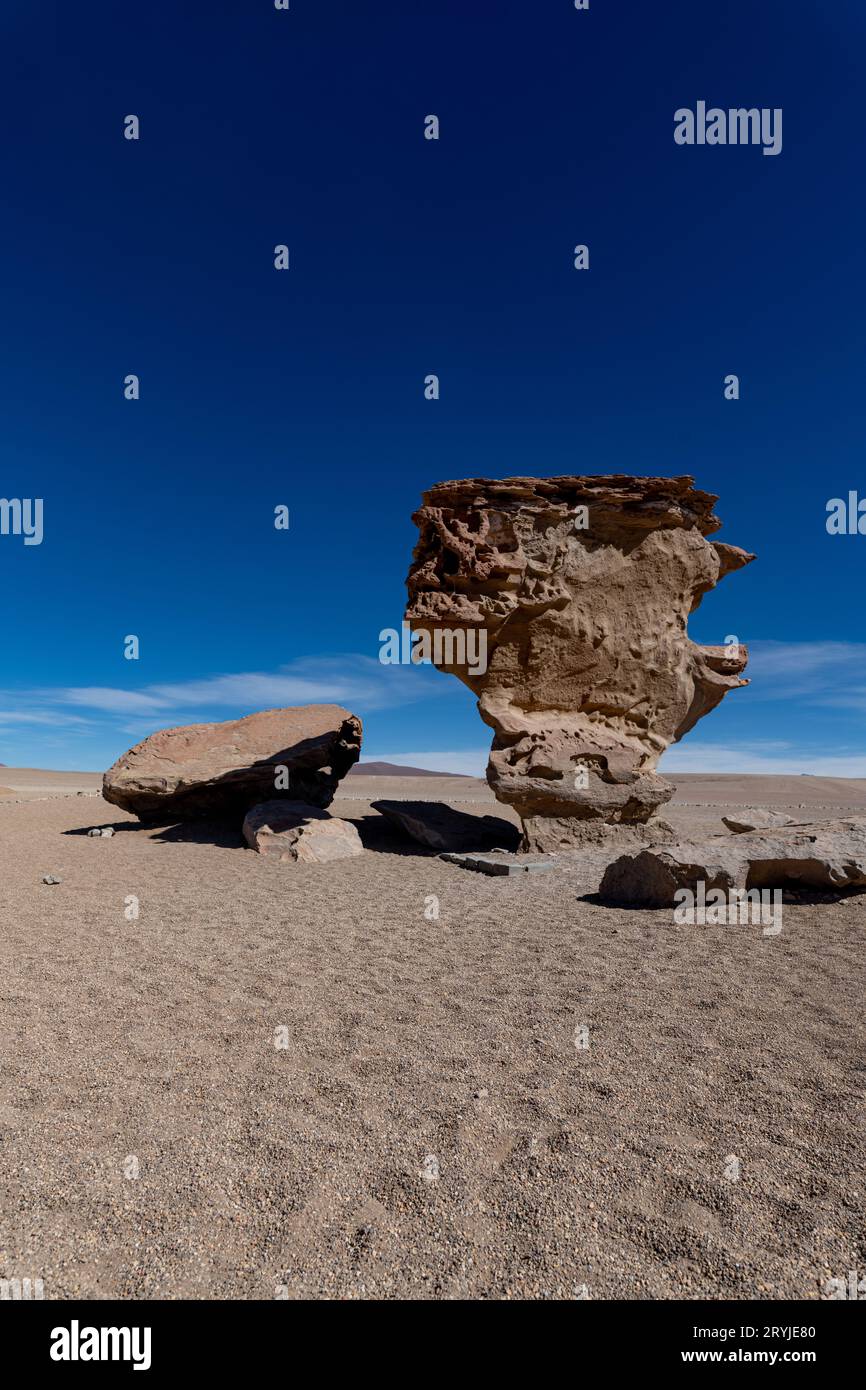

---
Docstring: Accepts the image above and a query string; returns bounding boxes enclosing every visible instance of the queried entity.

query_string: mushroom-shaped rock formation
[405,475,754,852]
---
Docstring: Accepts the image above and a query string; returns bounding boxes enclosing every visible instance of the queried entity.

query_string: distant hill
[349,760,469,778]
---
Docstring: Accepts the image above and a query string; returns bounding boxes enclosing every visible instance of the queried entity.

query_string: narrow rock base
[520,816,677,854]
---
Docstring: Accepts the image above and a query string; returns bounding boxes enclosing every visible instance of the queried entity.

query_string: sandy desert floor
[0,769,863,1300]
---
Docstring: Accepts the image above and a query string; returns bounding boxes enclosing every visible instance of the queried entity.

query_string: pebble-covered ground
[0,774,863,1299]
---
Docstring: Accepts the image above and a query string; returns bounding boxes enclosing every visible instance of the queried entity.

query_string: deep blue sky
[1,0,864,774]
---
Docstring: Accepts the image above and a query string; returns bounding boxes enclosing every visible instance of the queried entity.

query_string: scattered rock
[722,809,796,833]
[103,705,363,822]
[243,800,364,864]
[440,849,557,876]
[372,799,519,852]
[405,475,754,852]
[599,818,866,905]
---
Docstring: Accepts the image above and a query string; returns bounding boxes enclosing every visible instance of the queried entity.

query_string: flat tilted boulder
[599,818,866,905]
[243,801,363,863]
[722,809,795,833]
[103,705,362,822]
[372,800,520,852]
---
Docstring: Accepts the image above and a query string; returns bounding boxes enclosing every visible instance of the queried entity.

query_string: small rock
[722,808,795,834]
[42,875,62,885]
[421,1154,440,1183]
[100,827,115,838]
[440,850,556,876]
[87,829,102,837]
[243,801,363,863]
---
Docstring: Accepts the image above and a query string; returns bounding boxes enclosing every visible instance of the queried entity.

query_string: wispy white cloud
[3,642,866,776]
[2,654,448,726]
[0,709,94,726]
[8,641,865,727]
[58,656,443,715]
[746,640,866,707]
[661,742,866,777]
[57,689,167,715]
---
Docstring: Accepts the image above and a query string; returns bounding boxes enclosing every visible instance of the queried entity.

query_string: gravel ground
[0,777,863,1300]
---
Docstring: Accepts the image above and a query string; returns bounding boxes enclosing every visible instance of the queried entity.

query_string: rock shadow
[145,820,247,848]
[340,811,441,856]
[370,800,521,855]
[583,886,866,910]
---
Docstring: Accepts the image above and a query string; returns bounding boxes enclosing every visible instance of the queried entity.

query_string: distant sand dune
[0,767,103,799]
[3,766,866,810]
[351,760,469,778]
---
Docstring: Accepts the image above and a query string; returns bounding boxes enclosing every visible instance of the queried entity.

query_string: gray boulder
[599,818,866,906]
[243,800,363,864]
[722,808,796,834]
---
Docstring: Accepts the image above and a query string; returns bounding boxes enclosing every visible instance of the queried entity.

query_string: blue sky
[0,0,864,775]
